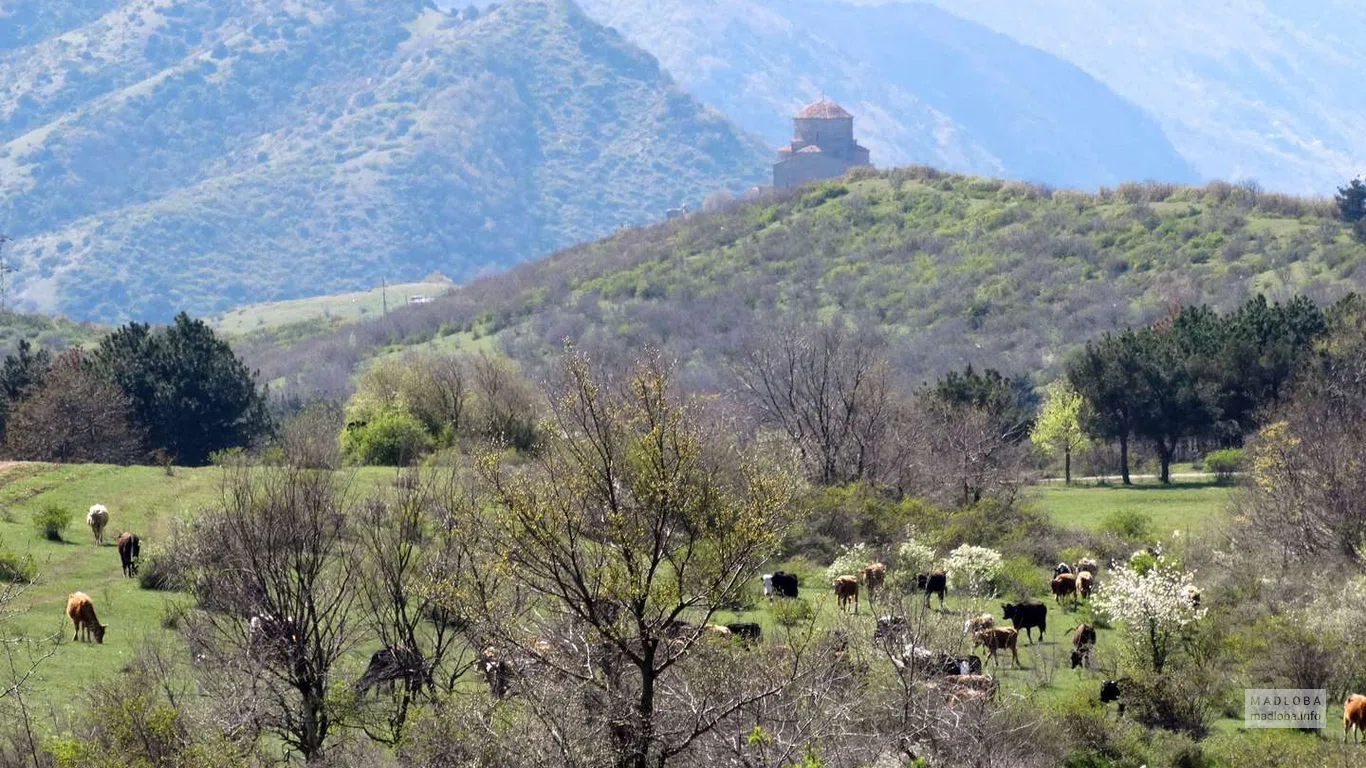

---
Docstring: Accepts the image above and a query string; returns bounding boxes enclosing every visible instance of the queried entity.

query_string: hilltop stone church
[773,99,871,189]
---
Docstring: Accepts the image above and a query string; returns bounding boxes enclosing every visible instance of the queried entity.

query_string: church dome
[795,99,853,120]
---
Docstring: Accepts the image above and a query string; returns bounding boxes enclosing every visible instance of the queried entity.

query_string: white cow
[86,504,110,546]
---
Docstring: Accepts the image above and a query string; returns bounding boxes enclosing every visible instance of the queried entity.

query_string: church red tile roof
[795,99,853,120]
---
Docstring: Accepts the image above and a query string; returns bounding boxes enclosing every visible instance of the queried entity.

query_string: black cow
[941,654,983,676]
[116,532,140,578]
[1001,601,1047,644]
[1070,648,1092,669]
[1053,562,1073,577]
[917,571,947,609]
[1100,679,1126,716]
[726,623,762,642]
[356,645,431,696]
[771,571,800,599]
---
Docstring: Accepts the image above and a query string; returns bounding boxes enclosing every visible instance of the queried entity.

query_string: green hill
[240,167,1363,397]
[207,277,453,337]
[0,0,769,322]
[0,310,105,358]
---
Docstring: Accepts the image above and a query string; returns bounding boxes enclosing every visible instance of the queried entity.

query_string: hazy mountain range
[0,0,768,321]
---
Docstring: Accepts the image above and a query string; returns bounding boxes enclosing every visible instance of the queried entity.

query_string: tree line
[0,313,268,467]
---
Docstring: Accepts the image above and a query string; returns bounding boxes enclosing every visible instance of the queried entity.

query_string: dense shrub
[0,542,36,583]
[943,544,1003,596]
[32,503,73,542]
[993,555,1050,601]
[341,405,433,466]
[1202,448,1243,482]
[770,597,815,628]
[824,542,874,581]
[138,549,186,592]
[1100,508,1153,543]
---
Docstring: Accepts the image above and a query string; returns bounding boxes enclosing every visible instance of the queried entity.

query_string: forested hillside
[0,0,768,322]
[572,0,1196,189]
[239,167,1363,400]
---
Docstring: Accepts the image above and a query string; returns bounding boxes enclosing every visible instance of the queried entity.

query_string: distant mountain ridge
[0,0,769,322]
[571,0,1198,189]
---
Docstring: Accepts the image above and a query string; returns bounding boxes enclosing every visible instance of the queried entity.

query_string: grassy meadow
[207,279,453,337]
[0,463,1257,737]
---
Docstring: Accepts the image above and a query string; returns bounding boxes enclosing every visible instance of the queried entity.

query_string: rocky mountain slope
[0,0,769,321]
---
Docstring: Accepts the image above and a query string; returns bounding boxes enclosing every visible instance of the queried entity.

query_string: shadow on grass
[1071,479,1233,492]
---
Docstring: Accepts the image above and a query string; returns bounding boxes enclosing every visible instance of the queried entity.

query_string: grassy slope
[0,463,403,718]
[209,279,453,336]
[0,310,105,358]
[243,169,1366,395]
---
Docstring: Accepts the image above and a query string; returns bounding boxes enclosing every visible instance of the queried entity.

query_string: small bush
[1203,448,1243,483]
[32,504,73,542]
[943,544,1003,597]
[138,549,185,591]
[770,597,815,628]
[0,546,36,583]
[824,542,873,581]
[341,406,434,466]
[1100,508,1153,543]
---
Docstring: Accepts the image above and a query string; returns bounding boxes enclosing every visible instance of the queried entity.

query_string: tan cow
[1077,571,1094,599]
[833,575,860,614]
[66,592,107,644]
[1346,694,1366,744]
[862,562,887,603]
[972,627,1019,667]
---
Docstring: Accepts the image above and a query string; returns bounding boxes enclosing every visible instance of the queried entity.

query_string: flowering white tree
[943,544,1002,598]
[825,543,874,581]
[1093,559,1206,673]
[895,537,936,576]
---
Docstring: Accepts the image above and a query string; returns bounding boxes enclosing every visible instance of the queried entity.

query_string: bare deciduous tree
[180,464,361,763]
[733,320,893,485]
[4,350,144,464]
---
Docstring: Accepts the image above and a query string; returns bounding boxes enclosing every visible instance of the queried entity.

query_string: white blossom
[825,543,874,582]
[943,544,1003,597]
[895,538,936,576]
[1093,557,1205,673]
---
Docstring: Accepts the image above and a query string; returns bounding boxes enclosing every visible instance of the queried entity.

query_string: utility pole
[382,278,388,316]
[0,233,12,314]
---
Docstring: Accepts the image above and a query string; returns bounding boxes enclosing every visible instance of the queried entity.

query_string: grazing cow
[1053,562,1073,577]
[1071,623,1097,650]
[917,571,947,609]
[1070,648,1091,669]
[1077,571,1094,599]
[832,575,860,614]
[972,627,1019,667]
[116,532,140,578]
[66,592,107,644]
[862,562,887,603]
[703,624,733,640]
[1001,601,1047,644]
[964,614,995,635]
[1075,558,1099,577]
[897,645,983,677]
[1100,679,1126,716]
[86,505,109,546]
[761,573,774,601]
[726,623,762,642]
[1051,573,1078,604]
[875,615,908,641]
[1345,694,1366,744]
[356,645,430,696]
[771,571,800,599]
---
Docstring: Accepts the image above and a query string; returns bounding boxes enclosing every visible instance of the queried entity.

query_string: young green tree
[1030,379,1087,484]
[92,313,269,465]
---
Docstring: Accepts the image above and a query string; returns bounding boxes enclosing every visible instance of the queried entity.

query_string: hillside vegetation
[0,0,768,322]
[241,167,1363,399]
[207,277,453,337]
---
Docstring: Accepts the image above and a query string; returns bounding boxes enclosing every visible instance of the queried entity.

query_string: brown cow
[1077,571,1094,599]
[833,575,860,614]
[1072,623,1097,650]
[1051,573,1078,604]
[116,532,140,578]
[972,627,1019,667]
[66,592,107,644]
[1346,694,1366,744]
[862,562,887,603]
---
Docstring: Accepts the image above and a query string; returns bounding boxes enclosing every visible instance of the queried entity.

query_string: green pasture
[0,463,404,717]
[207,279,452,336]
[1031,477,1232,534]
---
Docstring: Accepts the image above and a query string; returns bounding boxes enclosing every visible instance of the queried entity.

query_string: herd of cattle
[62,504,140,646]
[753,558,1123,708]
